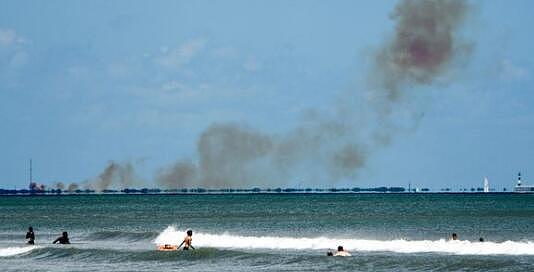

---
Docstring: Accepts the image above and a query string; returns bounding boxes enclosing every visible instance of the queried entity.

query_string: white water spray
[155,226,534,256]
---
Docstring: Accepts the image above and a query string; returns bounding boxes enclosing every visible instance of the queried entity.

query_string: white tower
[483,177,489,193]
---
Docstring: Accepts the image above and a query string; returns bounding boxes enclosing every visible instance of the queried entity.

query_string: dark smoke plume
[197,123,273,187]
[158,120,367,188]
[375,0,471,102]
[156,159,197,189]
[54,182,65,190]
[97,0,473,190]
[67,183,79,192]
[157,123,275,188]
[91,161,140,191]
[156,0,471,189]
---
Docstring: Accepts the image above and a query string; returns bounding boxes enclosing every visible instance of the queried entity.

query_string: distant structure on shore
[514,172,534,193]
[483,177,490,193]
[3,166,534,195]
[28,159,46,193]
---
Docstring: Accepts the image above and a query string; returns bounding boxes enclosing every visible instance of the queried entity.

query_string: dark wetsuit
[26,231,35,245]
[53,236,70,244]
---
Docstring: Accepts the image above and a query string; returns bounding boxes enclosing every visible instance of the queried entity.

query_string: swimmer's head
[479,237,484,242]
[327,251,333,256]
[187,230,193,236]
[337,246,344,252]
[62,231,68,238]
[28,226,33,232]
[451,233,457,240]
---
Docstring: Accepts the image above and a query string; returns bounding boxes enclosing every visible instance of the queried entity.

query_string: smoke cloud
[156,159,197,189]
[156,119,369,188]
[375,0,471,102]
[90,161,141,191]
[82,0,473,190]
[54,182,65,190]
[67,183,79,192]
[154,0,472,189]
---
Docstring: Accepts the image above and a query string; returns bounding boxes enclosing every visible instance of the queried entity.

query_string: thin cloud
[155,38,207,69]
[0,28,25,47]
[161,80,186,91]
[499,59,529,81]
[0,27,30,84]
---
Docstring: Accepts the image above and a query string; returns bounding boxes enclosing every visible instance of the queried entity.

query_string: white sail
[483,177,489,193]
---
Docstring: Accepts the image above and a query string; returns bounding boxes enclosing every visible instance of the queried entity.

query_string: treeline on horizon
[0,186,421,195]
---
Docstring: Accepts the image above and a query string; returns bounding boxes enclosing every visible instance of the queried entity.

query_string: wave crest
[154,226,534,255]
[0,246,38,257]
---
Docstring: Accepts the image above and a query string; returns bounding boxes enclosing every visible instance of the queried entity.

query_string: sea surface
[1,193,534,271]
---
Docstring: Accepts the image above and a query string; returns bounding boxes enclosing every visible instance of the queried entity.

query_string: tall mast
[30,159,33,183]
[28,158,33,190]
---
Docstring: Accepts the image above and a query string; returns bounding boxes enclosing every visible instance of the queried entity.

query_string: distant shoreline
[0,191,527,197]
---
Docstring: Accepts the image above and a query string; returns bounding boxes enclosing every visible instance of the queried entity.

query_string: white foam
[154,226,534,255]
[0,246,37,257]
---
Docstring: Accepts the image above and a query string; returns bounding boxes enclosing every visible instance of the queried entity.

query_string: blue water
[1,194,534,271]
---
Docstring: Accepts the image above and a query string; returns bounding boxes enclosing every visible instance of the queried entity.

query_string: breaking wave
[154,226,534,255]
[0,246,38,257]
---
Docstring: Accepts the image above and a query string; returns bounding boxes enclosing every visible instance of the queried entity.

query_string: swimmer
[177,230,195,250]
[26,226,35,245]
[450,233,458,241]
[333,246,351,257]
[479,237,484,242]
[326,251,333,256]
[53,231,70,244]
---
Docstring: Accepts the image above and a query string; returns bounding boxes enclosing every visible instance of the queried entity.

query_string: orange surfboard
[158,244,178,251]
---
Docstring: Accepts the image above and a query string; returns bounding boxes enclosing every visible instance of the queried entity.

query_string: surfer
[450,233,458,241]
[333,246,351,257]
[53,231,70,244]
[25,226,35,245]
[177,230,195,250]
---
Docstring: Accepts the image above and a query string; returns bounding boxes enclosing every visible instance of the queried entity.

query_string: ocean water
[1,193,534,271]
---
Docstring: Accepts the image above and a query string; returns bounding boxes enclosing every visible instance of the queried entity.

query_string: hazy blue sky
[1,0,533,190]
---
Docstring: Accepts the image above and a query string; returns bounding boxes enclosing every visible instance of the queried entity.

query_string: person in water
[26,226,35,245]
[333,246,351,257]
[450,233,458,241]
[177,230,195,250]
[53,231,70,244]
[327,246,351,256]
[479,237,484,242]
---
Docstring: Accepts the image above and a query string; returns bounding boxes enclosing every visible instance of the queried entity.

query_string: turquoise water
[1,194,534,271]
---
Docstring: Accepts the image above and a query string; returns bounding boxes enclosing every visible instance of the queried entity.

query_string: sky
[1,0,533,190]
